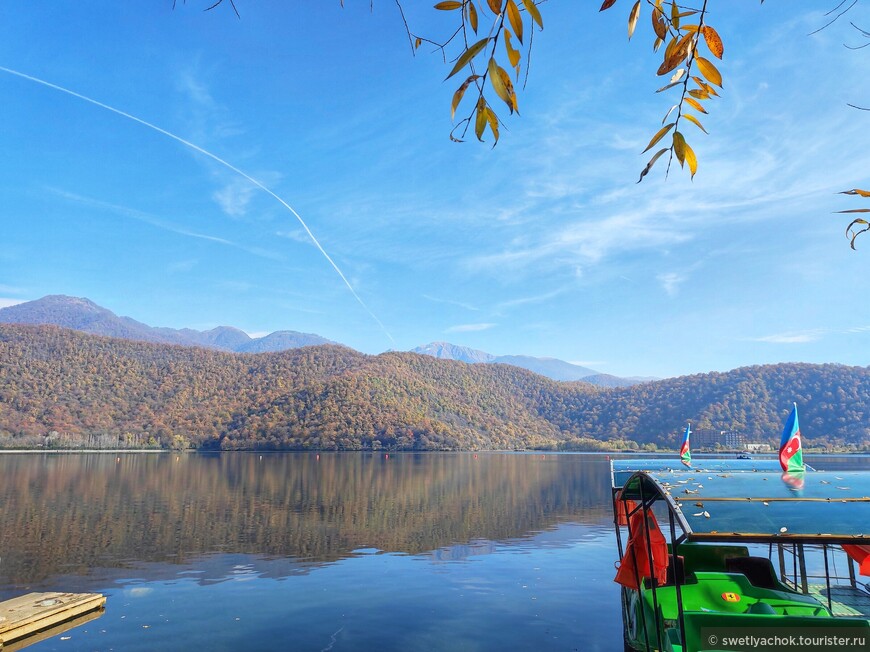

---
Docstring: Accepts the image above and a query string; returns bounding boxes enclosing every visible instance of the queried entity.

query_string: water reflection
[0,452,614,590]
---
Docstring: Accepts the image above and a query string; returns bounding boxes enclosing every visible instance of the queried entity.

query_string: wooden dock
[0,592,105,649]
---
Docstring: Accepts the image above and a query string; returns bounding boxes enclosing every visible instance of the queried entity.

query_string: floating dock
[0,592,105,649]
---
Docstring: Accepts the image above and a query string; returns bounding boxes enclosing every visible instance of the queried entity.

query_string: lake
[1,452,868,651]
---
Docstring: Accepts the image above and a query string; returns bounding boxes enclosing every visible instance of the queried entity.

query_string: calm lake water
[1,452,868,651]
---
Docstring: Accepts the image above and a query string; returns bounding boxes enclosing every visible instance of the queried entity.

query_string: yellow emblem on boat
[721,592,741,602]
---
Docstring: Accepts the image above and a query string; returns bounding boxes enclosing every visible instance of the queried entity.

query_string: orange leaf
[600,0,618,10]
[434,1,462,9]
[701,25,724,59]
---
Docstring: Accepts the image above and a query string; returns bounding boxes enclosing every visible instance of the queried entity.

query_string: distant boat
[736,451,752,459]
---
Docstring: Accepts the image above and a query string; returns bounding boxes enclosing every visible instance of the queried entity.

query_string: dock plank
[0,592,105,646]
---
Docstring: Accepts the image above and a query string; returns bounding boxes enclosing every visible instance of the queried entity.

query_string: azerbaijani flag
[680,423,691,467]
[779,403,804,473]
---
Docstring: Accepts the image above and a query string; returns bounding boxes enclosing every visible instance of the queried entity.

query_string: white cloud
[657,272,684,297]
[0,298,26,309]
[422,294,479,312]
[751,330,825,344]
[213,178,258,218]
[445,323,496,333]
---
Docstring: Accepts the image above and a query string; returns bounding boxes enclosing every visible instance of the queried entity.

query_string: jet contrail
[0,65,394,344]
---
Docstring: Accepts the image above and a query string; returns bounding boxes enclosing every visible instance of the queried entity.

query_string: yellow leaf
[653,37,663,53]
[695,56,722,87]
[488,57,517,113]
[683,141,698,179]
[415,37,422,50]
[683,113,708,134]
[446,37,490,79]
[670,0,680,29]
[672,130,686,165]
[475,99,487,141]
[522,0,543,29]
[507,0,523,44]
[685,97,707,114]
[628,0,641,40]
[839,188,870,197]
[688,88,710,99]
[469,1,479,33]
[434,1,462,9]
[644,122,675,153]
[484,106,500,145]
[701,25,724,59]
[487,0,503,14]
[504,30,521,68]
[681,24,699,33]
[637,147,668,183]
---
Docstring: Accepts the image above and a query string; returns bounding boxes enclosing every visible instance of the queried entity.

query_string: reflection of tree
[0,453,612,586]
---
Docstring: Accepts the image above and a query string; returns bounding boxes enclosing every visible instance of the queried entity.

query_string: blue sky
[1,1,869,378]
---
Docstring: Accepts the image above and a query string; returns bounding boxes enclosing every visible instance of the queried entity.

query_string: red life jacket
[843,544,870,576]
[614,508,669,590]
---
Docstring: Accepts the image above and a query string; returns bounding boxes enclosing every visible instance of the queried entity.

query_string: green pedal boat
[610,459,870,651]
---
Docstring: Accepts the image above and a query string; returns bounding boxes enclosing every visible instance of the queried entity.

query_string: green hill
[0,324,867,450]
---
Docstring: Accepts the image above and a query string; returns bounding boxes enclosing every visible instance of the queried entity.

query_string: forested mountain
[0,324,867,451]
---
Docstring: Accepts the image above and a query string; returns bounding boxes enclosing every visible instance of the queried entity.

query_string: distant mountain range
[0,296,653,386]
[0,295,335,353]
[412,342,656,386]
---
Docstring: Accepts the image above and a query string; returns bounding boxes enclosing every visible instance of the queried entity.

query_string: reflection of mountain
[0,453,612,587]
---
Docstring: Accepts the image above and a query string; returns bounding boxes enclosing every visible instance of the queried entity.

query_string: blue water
[0,452,866,651]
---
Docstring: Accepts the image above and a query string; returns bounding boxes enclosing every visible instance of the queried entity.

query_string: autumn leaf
[487,0,503,14]
[651,6,667,40]
[657,33,694,76]
[488,57,517,113]
[446,37,490,79]
[644,122,675,152]
[628,1,641,40]
[683,113,708,134]
[695,56,723,87]
[434,1,462,9]
[475,99,487,140]
[638,148,668,183]
[522,0,543,29]
[451,74,480,119]
[484,106,500,144]
[701,25,724,59]
[600,0,618,11]
[504,30,521,69]
[685,96,707,114]
[672,130,687,165]
[683,140,698,178]
[507,0,523,44]
[468,1,479,33]
[839,189,870,197]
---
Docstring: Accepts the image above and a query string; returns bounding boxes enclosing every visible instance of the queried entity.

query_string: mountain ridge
[0,323,867,452]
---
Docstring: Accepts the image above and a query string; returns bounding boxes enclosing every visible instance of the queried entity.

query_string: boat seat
[745,601,777,615]
[726,556,779,590]
[645,555,686,588]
